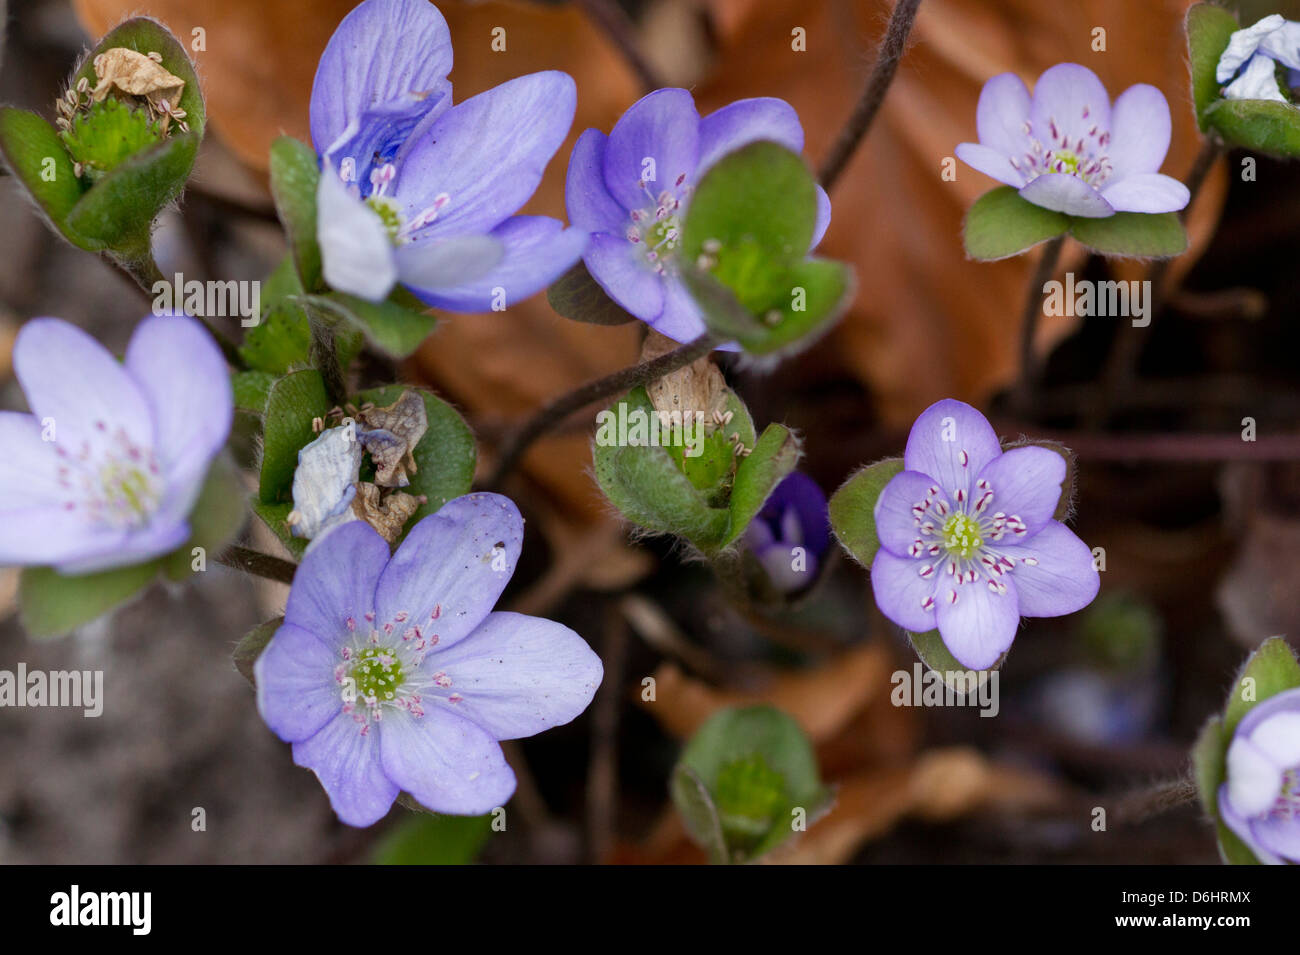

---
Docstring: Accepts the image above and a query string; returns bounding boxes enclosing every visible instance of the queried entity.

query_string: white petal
[1224,52,1288,102]
[1217,14,1288,81]
[1226,736,1284,817]
[317,168,399,301]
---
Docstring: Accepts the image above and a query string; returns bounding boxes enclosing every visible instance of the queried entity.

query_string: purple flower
[1216,15,1300,103]
[0,315,231,574]
[312,0,586,310]
[255,493,603,826]
[565,88,831,343]
[956,63,1189,218]
[745,471,829,594]
[869,399,1099,670]
[1219,687,1300,864]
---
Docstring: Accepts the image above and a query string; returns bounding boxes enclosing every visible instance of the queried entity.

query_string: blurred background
[1,0,1298,863]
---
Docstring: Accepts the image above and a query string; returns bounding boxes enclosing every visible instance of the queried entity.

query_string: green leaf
[0,108,87,245]
[19,561,159,639]
[1068,211,1188,259]
[372,812,494,865]
[547,262,635,325]
[163,455,247,581]
[250,498,307,560]
[828,457,904,567]
[1185,3,1240,128]
[963,186,1069,261]
[302,290,437,359]
[669,765,729,864]
[1224,635,1300,734]
[1204,97,1300,158]
[673,704,832,863]
[352,385,477,525]
[908,629,1003,687]
[232,370,276,415]
[232,616,283,688]
[1191,716,1264,865]
[724,423,801,546]
[259,369,331,503]
[269,136,323,291]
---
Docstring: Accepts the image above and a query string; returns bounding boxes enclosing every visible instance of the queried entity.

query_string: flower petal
[955,142,1025,187]
[255,622,341,743]
[1247,813,1300,862]
[1247,708,1300,768]
[398,71,576,236]
[124,314,232,508]
[1019,173,1114,217]
[317,169,398,301]
[309,0,453,159]
[1237,686,1300,737]
[874,469,949,556]
[973,445,1065,536]
[378,708,516,815]
[696,96,803,173]
[54,519,189,575]
[375,493,523,651]
[1002,521,1100,617]
[0,411,62,505]
[1100,173,1189,214]
[976,72,1032,158]
[1259,20,1300,71]
[284,521,392,645]
[649,276,710,343]
[934,574,1020,670]
[13,317,152,454]
[393,233,503,292]
[0,505,127,568]
[407,216,587,312]
[1219,782,1283,864]
[1216,14,1287,82]
[903,399,1002,504]
[584,232,665,323]
[422,610,602,739]
[565,128,628,232]
[1029,62,1111,147]
[812,185,832,248]
[603,88,699,211]
[292,711,397,827]
[1106,84,1172,180]
[870,548,938,633]
[1226,736,1284,817]
[1224,51,1289,102]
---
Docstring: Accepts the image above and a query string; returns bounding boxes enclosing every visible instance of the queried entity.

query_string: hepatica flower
[255,493,603,825]
[745,471,830,595]
[956,63,1189,218]
[566,88,831,342]
[1219,687,1300,864]
[870,400,1099,670]
[0,315,230,574]
[312,0,586,310]
[1216,14,1300,103]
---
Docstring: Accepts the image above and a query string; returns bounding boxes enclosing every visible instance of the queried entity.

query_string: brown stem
[215,545,298,585]
[574,0,665,93]
[1011,234,1066,413]
[484,333,718,488]
[818,0,923,190]
[586,601,628,864]
[1112,776,1199,826]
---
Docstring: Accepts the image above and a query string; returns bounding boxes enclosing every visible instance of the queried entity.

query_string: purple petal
[1217,14,1287,82]
[0,504,126,568]
[1019,173,1114,217]
[1105,84,1171,180]
[292,711,398,827]
[696,96,803,173]
[378,708,516,814]
[284,521,392,645]
[14,317,152,454]
[310,0,453,159]
[1100,173,1189,214]
[812,185,832,248]
[1029,63,1111,149]
[873,469,948,556]
[1237,686,1300,738]
[318,169,398,301]
[0,411,62,507]
[756,544,820,593]
[973,446,1064,536]
[870,548,938,633]
[397,71,576,236]
[650,277,709,343]
[602,88,699,211]
[934,574,1020,670]
[55,518,189,575]
[408,216,587,312]
[1002,521,1099,617]
[421,610,602,740]
[758,471,830,557]
[976,72,1032,157]
[393,233,503,292]
[955,142,1025,187]
[1248,813,1300,861]
[584,232,665,324]
[1224,51,1289,102]
[903,399,1001,504]
[1219,783,1284,864]
[255,622,341,743]
[374,493,523,652]
[124,314,232,508]
[566,128,628,232]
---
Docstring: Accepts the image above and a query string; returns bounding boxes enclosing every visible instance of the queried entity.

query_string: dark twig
[484,333,718,488]
[586,601,628,864]
[1112,776,1200,827]
[575,0,665,93]
[215,545,298,585]
[1011,234,1066,413]
[818,0,923,190]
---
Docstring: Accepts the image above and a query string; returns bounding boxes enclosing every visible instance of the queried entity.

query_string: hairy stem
[305,302,349,407]
[485,333,718,488]
[575,0,665,93]
[1011,234,1066,413]
[818,0,923,191]
[1112,776,1200,826]
[216,545,298,585]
